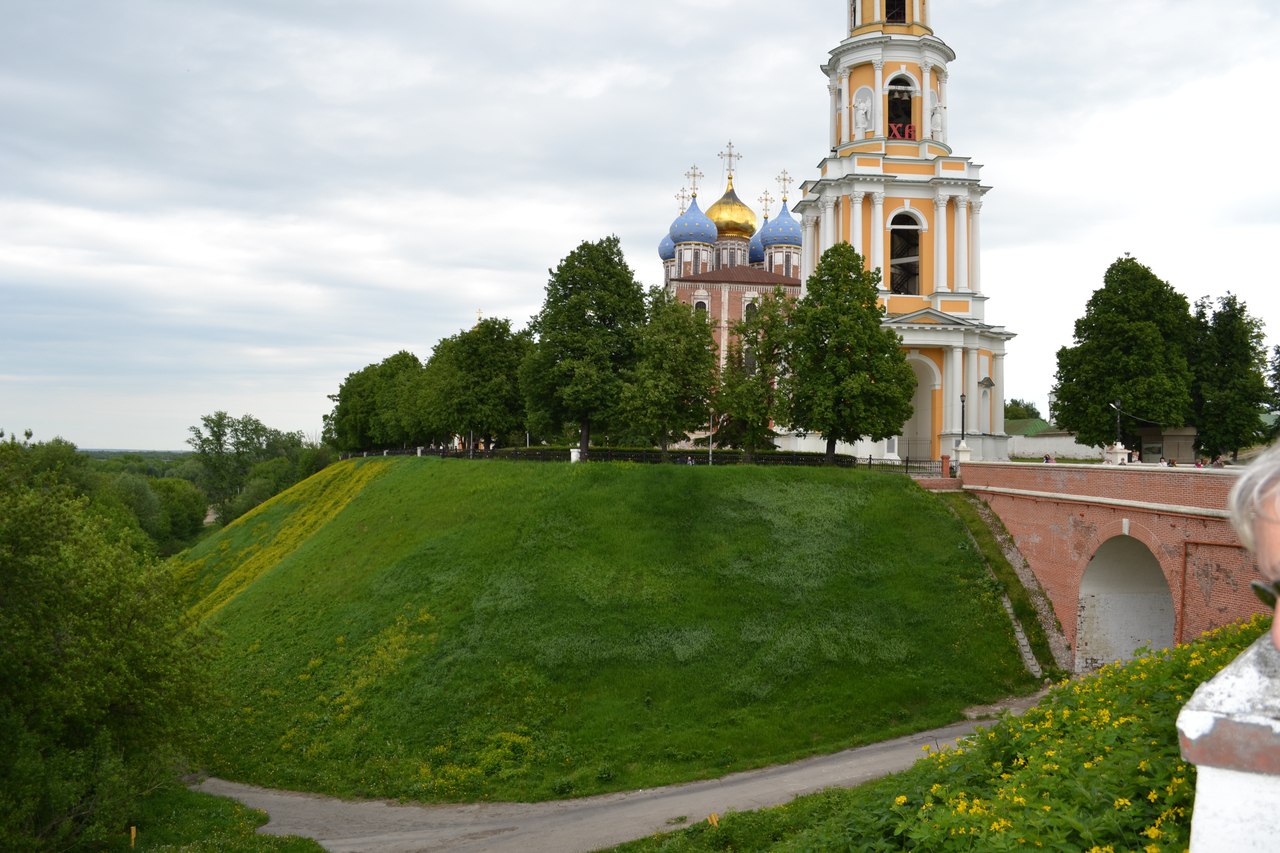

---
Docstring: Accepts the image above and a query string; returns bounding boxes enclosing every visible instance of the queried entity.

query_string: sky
[3,0,1278,450]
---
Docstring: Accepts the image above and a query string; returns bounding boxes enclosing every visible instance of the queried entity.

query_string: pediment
[883,308,980,328]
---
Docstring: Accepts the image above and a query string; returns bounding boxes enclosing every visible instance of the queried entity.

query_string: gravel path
[196,693,1046,853]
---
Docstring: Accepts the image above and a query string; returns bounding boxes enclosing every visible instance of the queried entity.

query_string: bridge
[958,462,1269,672]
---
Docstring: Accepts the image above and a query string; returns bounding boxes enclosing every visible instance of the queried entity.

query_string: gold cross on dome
[676,187,690,214]
[684,164,704,197]
[718,141,742,177]
[758,189,774,218]
[776,169,793,202]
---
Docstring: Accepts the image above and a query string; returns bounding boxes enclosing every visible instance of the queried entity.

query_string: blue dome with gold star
[760,202,802,248]
[749,223,766,264]
[669,196,717,245]
[658,232,676,261]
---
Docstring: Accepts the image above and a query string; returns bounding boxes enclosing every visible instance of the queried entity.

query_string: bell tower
[792,1,1014,462]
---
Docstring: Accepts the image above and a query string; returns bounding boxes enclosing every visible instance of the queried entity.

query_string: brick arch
[958,462,1255,673]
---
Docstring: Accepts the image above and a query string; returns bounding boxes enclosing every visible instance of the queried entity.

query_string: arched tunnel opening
[1075,535,1175,672]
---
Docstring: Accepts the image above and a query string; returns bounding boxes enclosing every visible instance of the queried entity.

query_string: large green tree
[619,289,717,457]
[1051,256,1194,449]
[186,412,308,524]
[1191,293,1271,460]
[420,318,532,450]
[786,243,916,464]
[521,236,646,457]
[325,351,427,452]
[0,437,207,849]
[715,290,793,461]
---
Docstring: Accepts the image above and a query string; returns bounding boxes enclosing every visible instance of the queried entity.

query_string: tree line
[325,237,918,464]
[1052,256,1279,459]
[0,432,208,848]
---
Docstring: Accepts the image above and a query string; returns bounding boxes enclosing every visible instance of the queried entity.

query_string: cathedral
[660,0,1013,462]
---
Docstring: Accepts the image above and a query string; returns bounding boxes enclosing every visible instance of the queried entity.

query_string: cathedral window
[784,252,793,278]
[888,212,921,295]
[695,301,708,314]
[886,0,907,23]
[887,76,916,139]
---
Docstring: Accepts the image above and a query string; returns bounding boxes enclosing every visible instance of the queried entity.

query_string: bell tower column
[970,199,983,294]
[842,70,853,142]
[828,80,839,149]
[820,196,836,252]
[920,60,934,140]
[933,195,949,293]
[873,60,885,137]
[870,192,885,275]
[851,191,865,257]
[955,196,969,292]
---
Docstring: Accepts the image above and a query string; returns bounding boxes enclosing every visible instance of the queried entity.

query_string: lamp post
[960,392,967,444]
[1105,400,1128,465]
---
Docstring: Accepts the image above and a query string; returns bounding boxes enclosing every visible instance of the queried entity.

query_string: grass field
[178,457,1038,802]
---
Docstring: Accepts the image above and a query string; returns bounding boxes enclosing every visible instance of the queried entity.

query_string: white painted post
[1178,638,1280,851]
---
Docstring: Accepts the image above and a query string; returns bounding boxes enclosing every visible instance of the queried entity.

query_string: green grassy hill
[177,457,1038,802]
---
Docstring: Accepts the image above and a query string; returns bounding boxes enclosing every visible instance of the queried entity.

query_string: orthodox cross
[757,189,774,219]
[718,141,742,178]
[776,169,794,202]
[684,164,704,198]
[675,187,690,214]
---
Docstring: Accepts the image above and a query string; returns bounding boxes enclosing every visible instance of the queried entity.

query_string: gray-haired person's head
[1229,442,1280,552]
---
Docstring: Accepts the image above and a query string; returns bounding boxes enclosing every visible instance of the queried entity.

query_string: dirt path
[196,693,1045,853]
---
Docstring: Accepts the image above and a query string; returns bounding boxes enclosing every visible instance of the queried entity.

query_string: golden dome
[705,175,758,241]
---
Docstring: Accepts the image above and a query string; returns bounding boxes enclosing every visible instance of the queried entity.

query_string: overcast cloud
[3,1,1278,449]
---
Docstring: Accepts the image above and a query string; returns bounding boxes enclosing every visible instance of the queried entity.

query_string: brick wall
[960,462,1267,654]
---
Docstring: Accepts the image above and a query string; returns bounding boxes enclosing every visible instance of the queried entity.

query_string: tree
[715,290,792,461]
[421,318,532,450]
[1051,256,1194,449]
[186,412,306,524]
[619,289,717,457]
[1191,294,1271,460]
[0,438,206,849]
[785,243,916,464]
[1004,398,1042,421]
[324,351,427,452]
[1269,345,1280,442]
[522,236,646,457]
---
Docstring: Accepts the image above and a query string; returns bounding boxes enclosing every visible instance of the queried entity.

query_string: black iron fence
[340,447,943,477]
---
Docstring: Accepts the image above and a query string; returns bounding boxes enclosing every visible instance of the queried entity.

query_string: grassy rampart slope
[177,457,1037,802]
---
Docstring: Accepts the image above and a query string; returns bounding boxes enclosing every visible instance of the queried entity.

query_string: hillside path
[196,693,1045,853]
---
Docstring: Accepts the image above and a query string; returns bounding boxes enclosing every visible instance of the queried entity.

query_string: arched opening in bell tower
[886,0,907,23]
[888,212,921,295]
[1075,536,1175,672]
[886,76,916,139]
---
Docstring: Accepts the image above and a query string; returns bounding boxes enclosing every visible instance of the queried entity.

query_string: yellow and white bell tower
[792,0,1014,462]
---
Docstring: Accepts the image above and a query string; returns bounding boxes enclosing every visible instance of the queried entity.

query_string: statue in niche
[853,92,872,133]
[930,104,945,138]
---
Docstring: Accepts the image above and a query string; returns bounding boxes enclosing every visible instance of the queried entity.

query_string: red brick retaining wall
[959,463,1267,651]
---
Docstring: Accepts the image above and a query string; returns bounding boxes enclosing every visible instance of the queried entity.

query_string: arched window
[886,0,907,23]
[888,212,921,295]
[886,75,915,139]
[694,300,708,314]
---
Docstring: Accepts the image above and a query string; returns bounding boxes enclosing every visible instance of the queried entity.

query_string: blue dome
[668,196,717,245]
[760,202,802,248]
[749,223,765,264]
[658,232,676,261]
